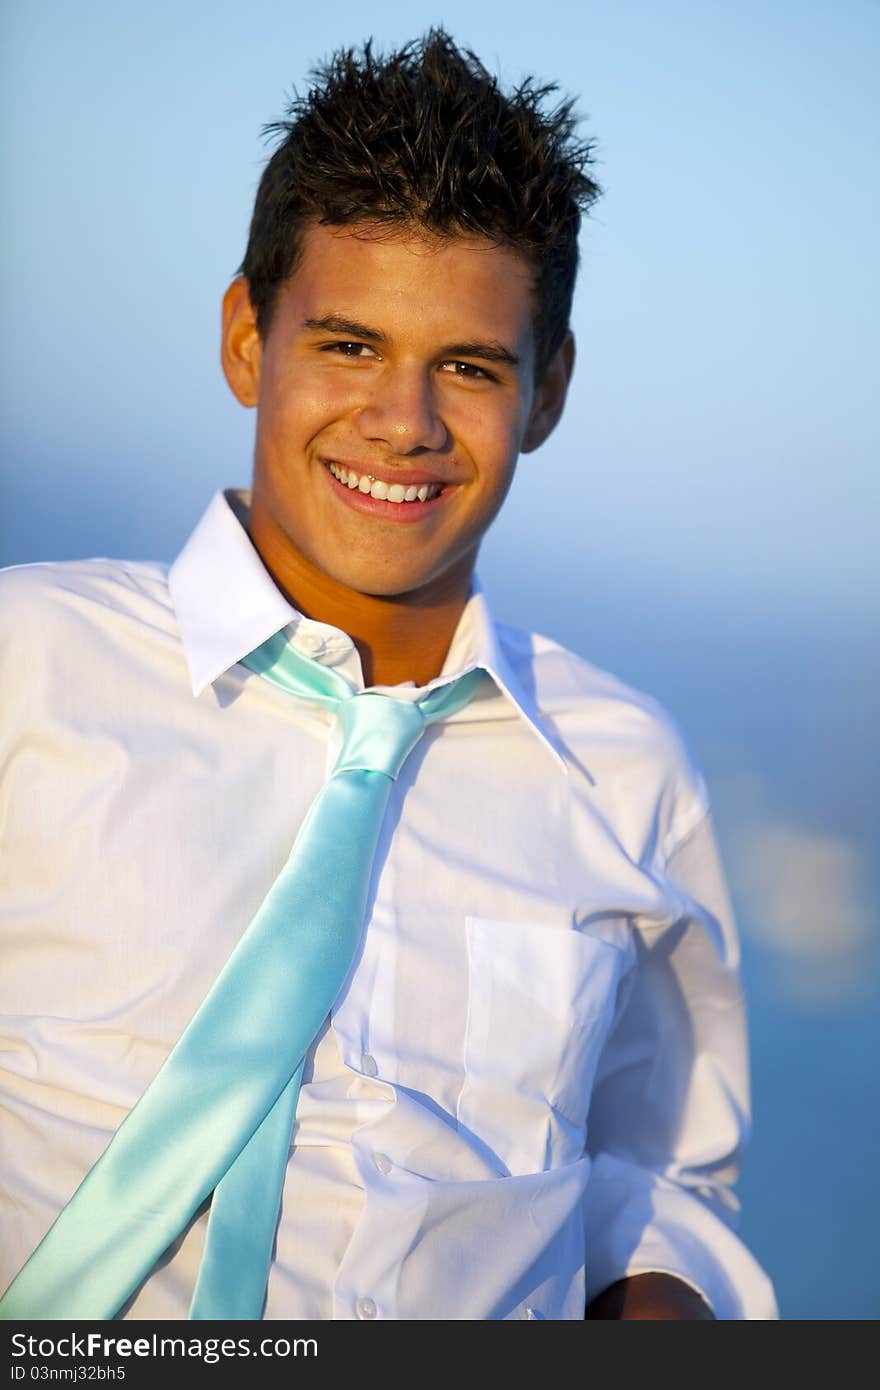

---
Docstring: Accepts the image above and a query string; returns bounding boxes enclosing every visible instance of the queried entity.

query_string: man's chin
[328,571,441,603]
[320,556,470,606]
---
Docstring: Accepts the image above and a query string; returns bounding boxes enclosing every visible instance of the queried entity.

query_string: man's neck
[247,510,474,688]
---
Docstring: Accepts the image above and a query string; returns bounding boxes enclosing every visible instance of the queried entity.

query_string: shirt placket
[327,765,405,1320]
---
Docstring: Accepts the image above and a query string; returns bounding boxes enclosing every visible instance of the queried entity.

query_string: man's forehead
[305,215,527,260]
[281,219,537,349]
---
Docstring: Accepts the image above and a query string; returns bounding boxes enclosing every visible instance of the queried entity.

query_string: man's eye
[441,361,492,380]
[323,341,376,358]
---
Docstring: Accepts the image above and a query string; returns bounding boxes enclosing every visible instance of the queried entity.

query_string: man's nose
[355,366,448,452]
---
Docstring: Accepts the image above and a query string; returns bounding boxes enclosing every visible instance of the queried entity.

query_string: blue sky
[2,0,878,1318]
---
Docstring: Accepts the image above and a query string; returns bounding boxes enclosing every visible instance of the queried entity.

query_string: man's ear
[521,332,575,454]
[221,276,262,407]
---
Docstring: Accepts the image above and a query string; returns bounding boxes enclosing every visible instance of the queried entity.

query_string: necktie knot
[240,631,486,782]
[335,693,426,780]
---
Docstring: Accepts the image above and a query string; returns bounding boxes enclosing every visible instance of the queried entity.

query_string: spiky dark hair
[241,29,602,379]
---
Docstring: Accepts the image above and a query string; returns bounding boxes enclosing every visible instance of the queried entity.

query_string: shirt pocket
[457,917,627,1177]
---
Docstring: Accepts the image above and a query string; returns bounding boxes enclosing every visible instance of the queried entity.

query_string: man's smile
[321,457,456,522]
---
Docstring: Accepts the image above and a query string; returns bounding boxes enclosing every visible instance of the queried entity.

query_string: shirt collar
[168,489,567,773]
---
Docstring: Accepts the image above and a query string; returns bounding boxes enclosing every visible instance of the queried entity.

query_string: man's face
[224,220,569,603]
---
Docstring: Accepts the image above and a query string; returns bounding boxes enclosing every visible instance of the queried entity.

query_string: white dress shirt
[0,489,777,1320]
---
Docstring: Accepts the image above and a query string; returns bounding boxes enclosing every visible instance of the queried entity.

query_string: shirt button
[361,1052,378,1077]
[355,1297,377,1320]
[373,1152,392,1175]
[296,632,325,656]
[321,641,353,668]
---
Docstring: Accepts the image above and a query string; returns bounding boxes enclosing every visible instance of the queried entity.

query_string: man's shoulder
[496,618,709,835]
[0,555,172,624]
[497,617,686,738]
[0,556,176,662]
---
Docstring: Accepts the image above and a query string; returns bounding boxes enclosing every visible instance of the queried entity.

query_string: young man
[0,31,777,1320]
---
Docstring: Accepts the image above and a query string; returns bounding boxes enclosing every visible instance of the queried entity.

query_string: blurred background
[2,0,877,1319]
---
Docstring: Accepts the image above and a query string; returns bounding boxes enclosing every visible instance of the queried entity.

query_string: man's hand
[585,1273,716,1320]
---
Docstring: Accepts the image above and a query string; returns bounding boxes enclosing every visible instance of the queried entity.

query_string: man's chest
[3,691,668,1175]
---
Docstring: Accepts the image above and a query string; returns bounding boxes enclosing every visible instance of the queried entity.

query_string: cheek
[455,400,522,475]
[261,371,363,451]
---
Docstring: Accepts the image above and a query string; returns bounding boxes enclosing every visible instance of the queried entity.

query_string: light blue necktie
[0,631,483,1321]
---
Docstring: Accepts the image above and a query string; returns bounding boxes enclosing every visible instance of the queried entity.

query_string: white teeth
[328,461,442,503]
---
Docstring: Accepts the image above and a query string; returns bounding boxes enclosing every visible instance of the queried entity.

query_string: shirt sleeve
[582,809,779,1319]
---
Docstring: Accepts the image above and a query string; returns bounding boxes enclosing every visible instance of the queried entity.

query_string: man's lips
[320,457,455,521]
[320,457,451,488]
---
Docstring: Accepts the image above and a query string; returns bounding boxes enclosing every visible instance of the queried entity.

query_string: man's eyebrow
[302,315,385,343]
[440,341,520,368]
[302,315,520,367]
